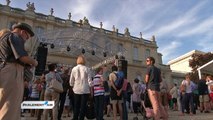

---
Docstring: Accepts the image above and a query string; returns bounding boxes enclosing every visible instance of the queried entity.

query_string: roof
[197,59,213,79]
[168,50,205,65]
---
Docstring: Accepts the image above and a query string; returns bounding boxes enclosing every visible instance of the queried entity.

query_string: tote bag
[50,79,63,93]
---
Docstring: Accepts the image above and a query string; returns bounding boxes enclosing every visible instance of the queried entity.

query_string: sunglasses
[146,59,150,62]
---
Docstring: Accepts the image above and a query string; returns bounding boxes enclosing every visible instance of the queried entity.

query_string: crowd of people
[1,23,213,120]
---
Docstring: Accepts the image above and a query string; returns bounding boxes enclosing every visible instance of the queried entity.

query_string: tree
[189,52,213,82]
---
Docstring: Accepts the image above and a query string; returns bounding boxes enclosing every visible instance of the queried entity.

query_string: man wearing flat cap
[0,22,38,120]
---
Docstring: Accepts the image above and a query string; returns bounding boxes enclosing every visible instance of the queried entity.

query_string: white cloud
[159,41,182,63]
[145,1,208,38]
[177,16,213,37]
[197,32,213,52]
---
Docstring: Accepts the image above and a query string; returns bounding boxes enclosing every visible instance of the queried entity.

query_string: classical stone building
[0,1,172,84]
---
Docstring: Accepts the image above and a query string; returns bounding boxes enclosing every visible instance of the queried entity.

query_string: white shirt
[69,64,92,94]
[206,80,213,93]
[170,86,178,98]
[181,80,195,93]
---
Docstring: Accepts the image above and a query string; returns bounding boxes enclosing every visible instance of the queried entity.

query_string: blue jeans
[73,94,89,120]
[94,95,104,120]
[182,93,194,114]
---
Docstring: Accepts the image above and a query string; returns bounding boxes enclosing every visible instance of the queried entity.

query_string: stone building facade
[0,1,172,84]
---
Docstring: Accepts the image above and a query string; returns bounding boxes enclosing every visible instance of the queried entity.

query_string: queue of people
[0,23,213,120]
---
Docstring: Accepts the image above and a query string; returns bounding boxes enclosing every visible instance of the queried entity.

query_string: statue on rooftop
[140,32,142,38]
[68,12,71,20]
[26,2,35,11]
[151,35,156,42]
[83,17,89,25]
[124,27,130,36]
[6,0,11,6]
[100,22,103,28]
[112,25,115,32]
[50,8,54,16]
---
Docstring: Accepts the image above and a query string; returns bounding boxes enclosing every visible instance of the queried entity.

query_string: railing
[1,3,154,45]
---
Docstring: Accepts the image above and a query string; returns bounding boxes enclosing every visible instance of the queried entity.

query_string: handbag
[50,78,63,93]
[86,97,95,119]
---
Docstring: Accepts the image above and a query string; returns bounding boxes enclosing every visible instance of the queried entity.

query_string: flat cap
[12,22,34,37]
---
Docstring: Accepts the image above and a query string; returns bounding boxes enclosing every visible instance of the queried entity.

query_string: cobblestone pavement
[21,109,213,120]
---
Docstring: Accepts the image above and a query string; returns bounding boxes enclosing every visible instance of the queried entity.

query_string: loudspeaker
[35,46,48,76]
[118,60,128,79]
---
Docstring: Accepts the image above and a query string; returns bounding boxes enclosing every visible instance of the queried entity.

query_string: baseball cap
[12,22,34,37]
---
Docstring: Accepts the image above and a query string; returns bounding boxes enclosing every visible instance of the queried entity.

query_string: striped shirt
[30,84,40,99]
[93,74,105,96]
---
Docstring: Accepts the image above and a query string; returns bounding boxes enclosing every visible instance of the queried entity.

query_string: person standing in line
[122,78,128,120]
[69,55,93,120]
[206,75,213,110]
[160,79,169,118]
[0,23,38,120]
[180,74,196,115]
[170,83,178,111]
[198,75,210,113]
[103,65,111,117]
[37,71,49,120]
[132,78,141,114]
[58,68,71,120]
[145,56,168,120]
[30,77,42,117]
[109,66,124,120]
[93,67,105,120]
[43,63,63,120]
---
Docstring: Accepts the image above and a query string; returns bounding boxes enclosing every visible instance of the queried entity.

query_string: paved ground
[21,109,213,120]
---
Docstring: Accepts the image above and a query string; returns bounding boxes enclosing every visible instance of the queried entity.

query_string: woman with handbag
[69,55,93,120]
[43,63,63,120]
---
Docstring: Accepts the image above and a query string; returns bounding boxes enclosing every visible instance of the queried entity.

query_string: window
[145,49,150,59]
[133,46,139,60]
[117,43,123,52]
[35,26,44,35]
[90,39,97,49]
[104,40,111,51]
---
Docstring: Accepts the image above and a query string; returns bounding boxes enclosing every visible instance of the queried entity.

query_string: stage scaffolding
[29,26,127,68]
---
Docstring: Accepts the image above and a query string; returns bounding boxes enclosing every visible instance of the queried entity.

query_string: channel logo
[21,101,54,109]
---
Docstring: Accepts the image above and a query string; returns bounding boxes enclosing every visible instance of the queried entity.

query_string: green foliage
[189,52,213,82]
[189,52,213,71]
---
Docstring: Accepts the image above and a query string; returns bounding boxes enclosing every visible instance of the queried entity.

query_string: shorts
[104,95,110,106]
[110,88,122,100]
[110,99,123,104]
[199,95,209,102]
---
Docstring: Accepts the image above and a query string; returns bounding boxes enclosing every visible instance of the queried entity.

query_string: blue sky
[1,0,213,64]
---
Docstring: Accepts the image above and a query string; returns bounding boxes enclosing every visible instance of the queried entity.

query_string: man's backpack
[114,71,124,89]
